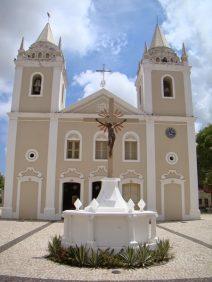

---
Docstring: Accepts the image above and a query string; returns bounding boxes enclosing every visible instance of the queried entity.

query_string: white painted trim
[8,112,197,123]
[15,167,43,219]
[64,130,82,161]
[187,120,201,218]
[160,176,185,220]
[25,149,39,162]
[165,152,178,165]
[161,74,175,99]
[59,177,85,216]
[146,117,156,211]
[142,65,152,114]
[44,117,58,219]
[51,66,63,112]
[142,60,191,72]
[93,131,108,161]
[122,131,140,162]
[2,117,18,218]
[11,66,23,111]
[28,72,44,97]
[183,69,193,116]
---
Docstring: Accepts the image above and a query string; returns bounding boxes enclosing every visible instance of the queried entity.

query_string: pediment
[63,89,139,115]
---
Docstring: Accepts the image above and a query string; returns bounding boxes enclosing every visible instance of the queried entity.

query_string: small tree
[0,172,4,205]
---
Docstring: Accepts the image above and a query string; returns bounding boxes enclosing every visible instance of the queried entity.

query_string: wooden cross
[96,64,111,88]
[96,98,127,177]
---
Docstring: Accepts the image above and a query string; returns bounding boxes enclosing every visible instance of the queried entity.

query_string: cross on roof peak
[96,64,111,88]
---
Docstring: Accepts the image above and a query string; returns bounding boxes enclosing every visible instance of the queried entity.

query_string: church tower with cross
[2,22,200,221]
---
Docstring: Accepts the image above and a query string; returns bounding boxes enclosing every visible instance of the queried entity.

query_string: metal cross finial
[96,64,111,88]
[47,12,51,23]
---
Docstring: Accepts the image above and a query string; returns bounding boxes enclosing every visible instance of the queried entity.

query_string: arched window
[31,74,43,95]
[65,130,82,160]
[123,132,139,161]
[162,57,168,62]
[38,52,42,59]
[94,132,108,160]
[162,76,174,98]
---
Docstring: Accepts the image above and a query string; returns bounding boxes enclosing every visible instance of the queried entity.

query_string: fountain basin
[62,178,158,250]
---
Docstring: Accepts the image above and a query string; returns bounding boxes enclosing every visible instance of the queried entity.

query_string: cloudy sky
[0,0,211,173]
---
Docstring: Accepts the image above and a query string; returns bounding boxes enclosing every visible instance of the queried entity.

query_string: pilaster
[51,66,63,112]
[142,63,153,114]
[11,65,23,112]
[146,117,156,211]
[2,116,18,218]
[187,120,201,219]
[183,68,193,116]
[44,116,58,219]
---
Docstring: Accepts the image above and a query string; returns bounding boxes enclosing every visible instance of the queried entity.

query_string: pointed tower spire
[142,42,149,60]
[36,23,55,44]
[181,42,188,63]
[144,42,148,53]
[58,36,62,50]
[150,24,169,48]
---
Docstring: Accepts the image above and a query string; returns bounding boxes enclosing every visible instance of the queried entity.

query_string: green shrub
[46,237,173,269]
[154,239,173,263]
[137,244,154,267]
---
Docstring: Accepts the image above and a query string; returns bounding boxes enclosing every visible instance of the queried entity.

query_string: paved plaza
[0,213,211,282]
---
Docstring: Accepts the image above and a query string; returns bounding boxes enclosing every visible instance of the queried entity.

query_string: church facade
[2,23,200,221]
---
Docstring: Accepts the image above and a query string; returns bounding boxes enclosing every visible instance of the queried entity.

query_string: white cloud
[0,98,11,119]
[73,70,137,106]
[159,0,212,128]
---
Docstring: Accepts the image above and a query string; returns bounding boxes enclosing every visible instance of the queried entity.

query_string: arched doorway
[92,181,102,199]
[63,182,80,211]
[122,183,140,209]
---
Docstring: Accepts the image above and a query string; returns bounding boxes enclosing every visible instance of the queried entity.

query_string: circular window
[165,127,176,139]
[166,152,178,165]
[25,149,39,162]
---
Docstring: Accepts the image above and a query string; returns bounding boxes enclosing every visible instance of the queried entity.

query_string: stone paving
[0,214,211,281]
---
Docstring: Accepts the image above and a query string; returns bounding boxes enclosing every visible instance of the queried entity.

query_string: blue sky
[0,0,211,174]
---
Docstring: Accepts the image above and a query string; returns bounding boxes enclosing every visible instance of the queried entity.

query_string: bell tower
[11,23,67,113]
[135,24,192,117]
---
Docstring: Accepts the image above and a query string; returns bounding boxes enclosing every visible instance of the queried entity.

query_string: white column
[51,66,62,112]
[183,68,193,116]
[187,120,201,219]
[146,117,156,211]
[2,116,18,218]
[11,65,23,112]
[128,215,137,246]
[142,64,153,114]
[44,116,58,219]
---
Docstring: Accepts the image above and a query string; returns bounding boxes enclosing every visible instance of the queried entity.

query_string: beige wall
[155,122,190,215]
[19,67,53,112]
[12,119,49,214]
[55,119,147,213]
[152,70,186,116]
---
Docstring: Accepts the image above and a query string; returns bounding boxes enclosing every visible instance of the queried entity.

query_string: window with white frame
[65,131,82,160]
[123,132,139,161]
[94,132,108,160]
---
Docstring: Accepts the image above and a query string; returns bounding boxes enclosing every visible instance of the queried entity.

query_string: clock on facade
[165,127,176,138]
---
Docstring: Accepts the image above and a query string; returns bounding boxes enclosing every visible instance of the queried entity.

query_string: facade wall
[151,70,186,116]
[19,67,53,113]
[12,119,49,216]
[54,119,147,214]
[154,122,190,215]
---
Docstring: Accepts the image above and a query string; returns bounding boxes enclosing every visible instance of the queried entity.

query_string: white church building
[2,22,200,221]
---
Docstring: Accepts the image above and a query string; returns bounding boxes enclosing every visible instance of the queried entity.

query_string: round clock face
[165,127,176,138]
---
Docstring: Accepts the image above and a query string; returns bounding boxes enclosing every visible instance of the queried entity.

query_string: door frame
[16,167,43,219]
[120,178,144,201]
[59,177,84,215]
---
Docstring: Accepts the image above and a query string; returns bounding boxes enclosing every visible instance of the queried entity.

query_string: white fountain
[62,177,158,250]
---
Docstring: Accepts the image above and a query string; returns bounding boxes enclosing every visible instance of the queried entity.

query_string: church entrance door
[63,182,80,211]
[92,181,102,199]
[164,183,182,220]
[122,183,140,209]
